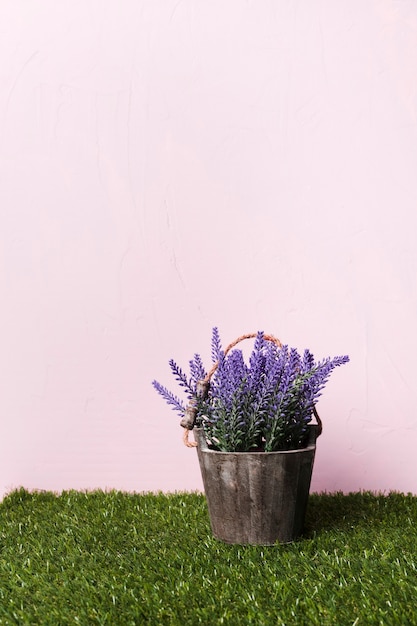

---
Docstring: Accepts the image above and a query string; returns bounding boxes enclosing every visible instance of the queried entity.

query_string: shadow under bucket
[195,426,319,545]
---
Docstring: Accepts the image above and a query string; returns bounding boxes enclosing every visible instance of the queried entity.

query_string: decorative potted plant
[153,328,349,545]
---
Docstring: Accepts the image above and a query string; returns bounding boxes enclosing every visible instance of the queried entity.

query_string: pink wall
[1,1,417,498]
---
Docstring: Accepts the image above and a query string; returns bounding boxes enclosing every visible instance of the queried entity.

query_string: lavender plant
[153,328,349,452]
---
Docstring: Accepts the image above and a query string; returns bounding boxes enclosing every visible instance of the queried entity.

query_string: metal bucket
[195,426,318,545]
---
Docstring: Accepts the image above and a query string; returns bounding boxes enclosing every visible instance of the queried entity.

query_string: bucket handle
[182,333,322,447]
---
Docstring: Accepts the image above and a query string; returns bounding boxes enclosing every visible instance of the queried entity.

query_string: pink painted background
[1,1,417,499]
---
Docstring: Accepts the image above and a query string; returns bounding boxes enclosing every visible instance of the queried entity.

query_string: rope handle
[182,332,322,447]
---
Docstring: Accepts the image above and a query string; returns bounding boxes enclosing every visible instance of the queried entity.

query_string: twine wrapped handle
[182,333,322,447]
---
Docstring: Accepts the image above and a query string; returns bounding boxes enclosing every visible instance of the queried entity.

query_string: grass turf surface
[0,490,416,625]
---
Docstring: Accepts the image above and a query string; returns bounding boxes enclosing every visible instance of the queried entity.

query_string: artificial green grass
[0,490,417,625]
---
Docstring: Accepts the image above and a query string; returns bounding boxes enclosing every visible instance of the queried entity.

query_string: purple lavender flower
[151,380,185,417]
[211,327,223,364]
[189,353,207,386]
[153,328,350,452]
